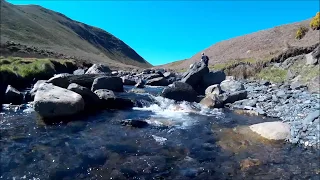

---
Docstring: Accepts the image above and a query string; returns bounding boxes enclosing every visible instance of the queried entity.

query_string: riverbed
[1,86,319,180]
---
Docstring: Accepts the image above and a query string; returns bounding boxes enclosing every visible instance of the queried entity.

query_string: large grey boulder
[73,69,86,75]
[163,72,174,78]
[94,89,134,109]
[67,83,100,108]
[161,82,197,102]
[3,85,24,105]
[305,52,318,65]
[202,70,226,88]
[200,94,223,108]
[181,62,209,89]
[146,77,169,86]
[30,80,47,98]
[91,76,124,92]
[47,73,72,88]
[250,121,290,140]
[85,64,111,74]
[205,84,222,96]
[121,76,136,85]
[220,79,245,93]
[145,73,163,80]
[219,90,247,104]
[33,83,85,118]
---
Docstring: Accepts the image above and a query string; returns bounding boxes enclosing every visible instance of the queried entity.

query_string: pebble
[231,81,320,148]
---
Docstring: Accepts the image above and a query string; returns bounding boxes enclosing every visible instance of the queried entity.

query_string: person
[200,52,209,67]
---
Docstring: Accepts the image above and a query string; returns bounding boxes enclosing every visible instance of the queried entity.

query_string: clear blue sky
[7,0,320,65]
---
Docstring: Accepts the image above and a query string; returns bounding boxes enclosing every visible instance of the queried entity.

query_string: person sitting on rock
[200,52,209,67]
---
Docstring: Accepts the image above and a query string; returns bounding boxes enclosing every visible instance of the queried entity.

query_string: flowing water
[1,86,319,180]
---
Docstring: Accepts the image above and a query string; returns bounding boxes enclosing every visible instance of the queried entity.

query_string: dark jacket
[201,55,209,66]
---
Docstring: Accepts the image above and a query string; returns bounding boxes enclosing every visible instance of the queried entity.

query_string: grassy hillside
[0,0,152,68]
[159,14,320,70]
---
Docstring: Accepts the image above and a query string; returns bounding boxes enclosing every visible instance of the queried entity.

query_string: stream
[1,86,319,180]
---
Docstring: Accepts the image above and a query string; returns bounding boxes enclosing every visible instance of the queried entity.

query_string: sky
[7,0,320,66]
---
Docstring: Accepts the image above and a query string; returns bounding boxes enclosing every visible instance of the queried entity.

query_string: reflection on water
[1,86,319,180]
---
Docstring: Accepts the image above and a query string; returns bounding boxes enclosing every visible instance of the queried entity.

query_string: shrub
[310,12,320,30]
[295,26,308,39]
[256,67,287,83]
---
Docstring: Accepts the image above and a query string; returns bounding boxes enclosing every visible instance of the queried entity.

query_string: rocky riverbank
[1,58,319,148]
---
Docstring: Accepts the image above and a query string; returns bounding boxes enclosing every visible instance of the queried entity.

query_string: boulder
[181,62,209,89]
[219,90,247,104]
[67,83,100,108]
[73,69,85,75]
[145,73,163,80]
[205,84,222,96]
[33,83,85,118]
[3,85,24,105]
[202,70,226,88]
[135,79,145,88]
[94,89,134,109]
[249,121,290,140]
[161,82,197,102]
[200,94,223,108]
[163,72,174,78]
[46,73,72,88]
[311,45,320,61]
[307,76,320,93]
[146,77,169,86]
[85,64,111,74]
[121,77,136,85]
[30,80,47,98]
[305,53,318,65]
[91,76,124,92]
[220,79,245,93]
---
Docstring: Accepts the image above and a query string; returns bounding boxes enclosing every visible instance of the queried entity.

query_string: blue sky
[7,0,320,65]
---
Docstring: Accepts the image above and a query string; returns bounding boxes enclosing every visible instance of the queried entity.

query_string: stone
[249,121,290,140]
[73,69,85,75]
[240,158,261,171]
[67,83,100,108]
[181,62,209,89]
[200,94,223,108]
[85,64,111,74]
[202,70,226,88]
[307,76,320,93]
[145,73,163,80]
[121,77,136,85]
[120,119,149,128]
[220,79,245,93]
[205,84,222,96]
[3,85,24,105]
[91,76,124,92]
[219,90,248,104]
[161,82,197,102]
[30,80,47,98]
[305,52,318,65]
[47,73,72,88]
[302,110,320,125]
[94,89,134,109]
[135,79,145,88]
[33,83,85,118]
[146,77,169,86]
[163,72,174,78]
[242,99,257,107]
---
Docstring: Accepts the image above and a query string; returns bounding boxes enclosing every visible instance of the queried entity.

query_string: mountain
[159,16,319,70]
[0,0,152,68]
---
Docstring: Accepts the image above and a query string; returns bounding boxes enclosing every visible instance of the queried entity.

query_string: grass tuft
[256,67,287,83]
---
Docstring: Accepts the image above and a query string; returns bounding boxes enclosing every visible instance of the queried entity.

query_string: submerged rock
[4,85,24,105]
[120,119,149,128]
[249,121,290,140]
[33,83,85,118]
[240,158,262,171]
[85,64,111,74]
[91,76,124,92]
[161,82,197,102]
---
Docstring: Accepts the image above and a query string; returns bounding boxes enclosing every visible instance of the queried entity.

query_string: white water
[133,95,225,129]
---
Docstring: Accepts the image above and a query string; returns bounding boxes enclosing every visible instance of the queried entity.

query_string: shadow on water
[1,86,319,180]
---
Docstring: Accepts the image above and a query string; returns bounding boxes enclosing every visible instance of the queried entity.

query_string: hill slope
[160,17,319,70]
[0,0,151,68]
